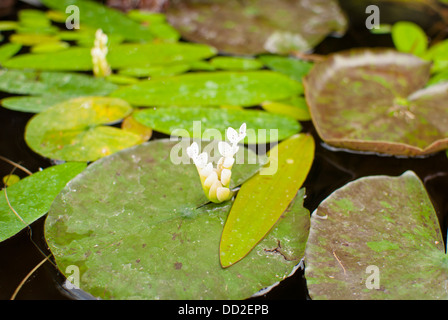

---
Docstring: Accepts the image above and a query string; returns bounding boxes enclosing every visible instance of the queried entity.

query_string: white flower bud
[220,168,231,187]
[204,171,218,189]
[216,187,231,202]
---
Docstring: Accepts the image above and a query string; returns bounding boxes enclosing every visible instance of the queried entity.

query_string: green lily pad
[305,171,448,300]
[220,134,314,268]
[10,33,60,46]
[133,107,301,144]
[166,0,347,55]
[0,70,118,113]
[41,0,154,42]
[304,48,448,156]
[261,96,311,121]
[112,71,302,107]
[0,162,86,242]
[30,41,70,54]
[4,42,217,71]
[25,97,141,161]
[0,43,22,64]
[258,54,314,82]
[45,139,306,299]
[391,21,428,57]
[209,57,264,71]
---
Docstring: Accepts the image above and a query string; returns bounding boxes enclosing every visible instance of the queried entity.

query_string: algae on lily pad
[44,139,308,299]
[133,107,301,144]
[165,0,347,55]
[112,71,302,107]
[25,97,141,161]
[304,48,448,156]
[305,171,448,300]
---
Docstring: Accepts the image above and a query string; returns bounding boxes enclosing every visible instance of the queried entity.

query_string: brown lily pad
[165,0,347,55]
[304,48,448,156]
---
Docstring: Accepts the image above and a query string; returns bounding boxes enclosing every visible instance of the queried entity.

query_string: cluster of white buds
[91,29,111,78]
[187,123,247,203]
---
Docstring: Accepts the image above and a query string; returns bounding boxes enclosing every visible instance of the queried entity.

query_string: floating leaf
[304,48,448,156]
[220,134,314,268]
[0,162,86,242]
[305,171,448,299]
[391,21,428,57]
[25,97,141,161]
[118,63,190,78]
[0,21,19,31]
[134,107,301,144]
[0,70,118,113]
[121,115,153,142]
[209,57,264,71]
[112,71,302,107]
[4,42,217,71]
[0,69,117,96]
[166,0,347,55]
[44,139,306,299]
[30,41,70,54]
[0,43,22,64]
[258,54,313,82]
[261,96,311,121]
[424,39,448,74]
[41,0,154,42]
[10,33,60,46]
[2,174,20,187]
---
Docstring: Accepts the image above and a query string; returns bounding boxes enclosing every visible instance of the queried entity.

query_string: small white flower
[226,123,247,145]
[186,142,199,159]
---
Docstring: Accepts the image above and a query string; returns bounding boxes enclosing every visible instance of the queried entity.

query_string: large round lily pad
[165,0,347,55]
[44,139,309,299]
[304,48,448,156]
[305,171,448,300]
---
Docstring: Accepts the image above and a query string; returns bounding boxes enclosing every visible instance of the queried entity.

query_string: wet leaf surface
[165,0,347,55]
[112,71,302,107]
[305,171,448,300]
[25,97,141,161]
[44,139,306,299]
[220,134,314,268]
[0,70,118,113]
[0,162,86,242]
[133,106,301,144]
[4,42,217,71]
[304,48,448,156]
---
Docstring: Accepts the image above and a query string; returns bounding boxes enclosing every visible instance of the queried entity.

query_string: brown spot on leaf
[174,262,182,270]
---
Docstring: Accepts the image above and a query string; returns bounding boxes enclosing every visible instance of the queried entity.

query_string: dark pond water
[0,0,447,300]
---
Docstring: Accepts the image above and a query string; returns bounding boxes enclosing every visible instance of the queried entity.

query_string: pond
[0,0,448,301]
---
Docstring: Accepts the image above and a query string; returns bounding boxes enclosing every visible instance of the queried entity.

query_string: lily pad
[0,43,22,64]
[42,0,154,42]
[4,42,217,71]
[0,70,118,113]
[112,71,303,107]
[220,134,315,268]
[0,162,86,242]
[44,139,306,299]
[165,0,347,55]
[304,48,448,156]
[25,97,141,161]
[304,171,448,300]
[133,107,301,144]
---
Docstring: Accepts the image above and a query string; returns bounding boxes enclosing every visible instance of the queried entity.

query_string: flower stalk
[187,123,246,203]
[91,29,111,78]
